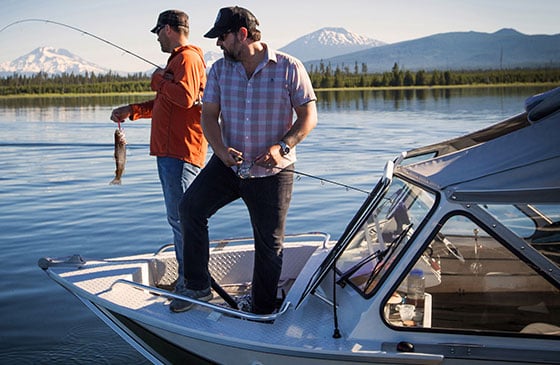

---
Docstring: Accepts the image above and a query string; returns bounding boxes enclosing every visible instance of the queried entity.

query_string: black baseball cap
[151,10,189,33]
[204,6,259,38]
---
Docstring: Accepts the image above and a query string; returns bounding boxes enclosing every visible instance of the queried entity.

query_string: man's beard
[223,49,239,62]
[222,42,240,62]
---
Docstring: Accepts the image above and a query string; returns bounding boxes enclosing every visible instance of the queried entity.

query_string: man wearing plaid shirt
[171,6,317,314]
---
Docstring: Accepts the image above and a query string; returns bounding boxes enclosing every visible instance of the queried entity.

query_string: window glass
[402,152,437,165]
[483,204,560,266]
[337,177,435,296]
[383,214,560,336]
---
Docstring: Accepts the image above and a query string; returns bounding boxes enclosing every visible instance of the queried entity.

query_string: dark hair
[246,28,261,41]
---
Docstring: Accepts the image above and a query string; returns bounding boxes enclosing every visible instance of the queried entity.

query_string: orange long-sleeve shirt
[129,44,208,168]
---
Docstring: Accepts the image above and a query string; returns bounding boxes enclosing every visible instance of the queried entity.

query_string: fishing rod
[0,18,160,68]
[281,168,370,195]
[236,156,370,194]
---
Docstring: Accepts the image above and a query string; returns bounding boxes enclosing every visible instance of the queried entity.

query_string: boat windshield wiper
[337,223,414,286]
[361,223,413,291]
[337,249,387,285]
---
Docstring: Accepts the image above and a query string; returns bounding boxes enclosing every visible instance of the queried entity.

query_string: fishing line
[280,167,370,195]
[236,156,369,194]
[0,18,160,68]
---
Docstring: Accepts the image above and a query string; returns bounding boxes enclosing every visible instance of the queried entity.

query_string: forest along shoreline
[1,65,559,97]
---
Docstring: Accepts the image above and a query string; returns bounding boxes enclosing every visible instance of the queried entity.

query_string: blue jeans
[179,155,294,314]
[157,157,200,282]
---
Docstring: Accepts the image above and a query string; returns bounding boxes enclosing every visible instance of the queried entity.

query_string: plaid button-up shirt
[202,44,316,177]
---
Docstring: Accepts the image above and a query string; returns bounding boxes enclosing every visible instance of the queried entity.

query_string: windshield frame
[295,160,395,309]
[335,173,439,298]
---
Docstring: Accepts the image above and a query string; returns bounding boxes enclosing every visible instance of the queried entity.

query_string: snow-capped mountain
[204,51,223,69]
[0,29,383,76]
[279,27,386,62]
[4,28,556,77]
[0,47,111,76]
[305,28,560,73]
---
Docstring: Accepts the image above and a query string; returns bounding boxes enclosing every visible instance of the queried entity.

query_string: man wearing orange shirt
[110,10,207,290]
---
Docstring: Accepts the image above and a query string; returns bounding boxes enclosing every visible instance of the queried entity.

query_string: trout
[110,128,127,185]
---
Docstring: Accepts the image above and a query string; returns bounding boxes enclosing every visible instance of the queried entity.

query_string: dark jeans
[179,155,294,314]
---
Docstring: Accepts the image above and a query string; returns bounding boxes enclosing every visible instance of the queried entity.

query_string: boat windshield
[337,177,436,296]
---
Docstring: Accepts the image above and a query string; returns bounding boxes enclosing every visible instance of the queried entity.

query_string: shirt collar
[262,43,277,64]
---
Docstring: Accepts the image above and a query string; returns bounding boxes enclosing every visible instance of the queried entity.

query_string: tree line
[0,71,150,95]
[308,62,560,89]
[1,63,559,96]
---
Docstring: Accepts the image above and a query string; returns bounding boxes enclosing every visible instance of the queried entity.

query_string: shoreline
[315,82,559,92]
[0,82,558,99]
[0,91,156,99]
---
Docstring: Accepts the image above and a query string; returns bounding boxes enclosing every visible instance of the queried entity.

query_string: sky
[1,0,559,73]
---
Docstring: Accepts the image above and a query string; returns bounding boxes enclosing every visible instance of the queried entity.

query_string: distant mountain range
[1,28,559,77]
[303,28,560,73]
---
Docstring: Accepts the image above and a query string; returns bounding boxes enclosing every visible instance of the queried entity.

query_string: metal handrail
[110,279,291,322]
[134,232,331,320]
[154,231,331,256]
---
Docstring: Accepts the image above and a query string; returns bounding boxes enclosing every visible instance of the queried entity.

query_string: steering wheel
[441,235,465,263]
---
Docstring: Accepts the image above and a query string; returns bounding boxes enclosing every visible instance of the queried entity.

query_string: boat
[39,87,560,364]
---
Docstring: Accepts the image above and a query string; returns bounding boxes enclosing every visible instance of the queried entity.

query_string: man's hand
[217,147,244,167]
[110,105,132,123]
[254,144,283,168]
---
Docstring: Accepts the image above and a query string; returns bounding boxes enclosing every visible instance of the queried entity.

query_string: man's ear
[237,27,249,41]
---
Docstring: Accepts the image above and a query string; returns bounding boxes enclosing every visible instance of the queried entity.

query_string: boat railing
[110,279,291,322]
[154,231,331,256]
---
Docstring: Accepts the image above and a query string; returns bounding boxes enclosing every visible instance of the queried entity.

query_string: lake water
[0,86,553,364]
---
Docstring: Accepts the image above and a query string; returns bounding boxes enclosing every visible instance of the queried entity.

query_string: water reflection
[315,86,553,111]
[0,86,554,113]
[0,93,154,108]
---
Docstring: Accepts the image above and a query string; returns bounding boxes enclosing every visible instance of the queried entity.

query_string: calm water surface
[0,86,552,363]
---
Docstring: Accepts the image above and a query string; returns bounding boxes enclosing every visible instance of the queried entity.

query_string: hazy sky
[1,0,558,73]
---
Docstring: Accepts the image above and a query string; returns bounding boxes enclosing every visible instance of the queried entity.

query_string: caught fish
[110,128,127,185]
